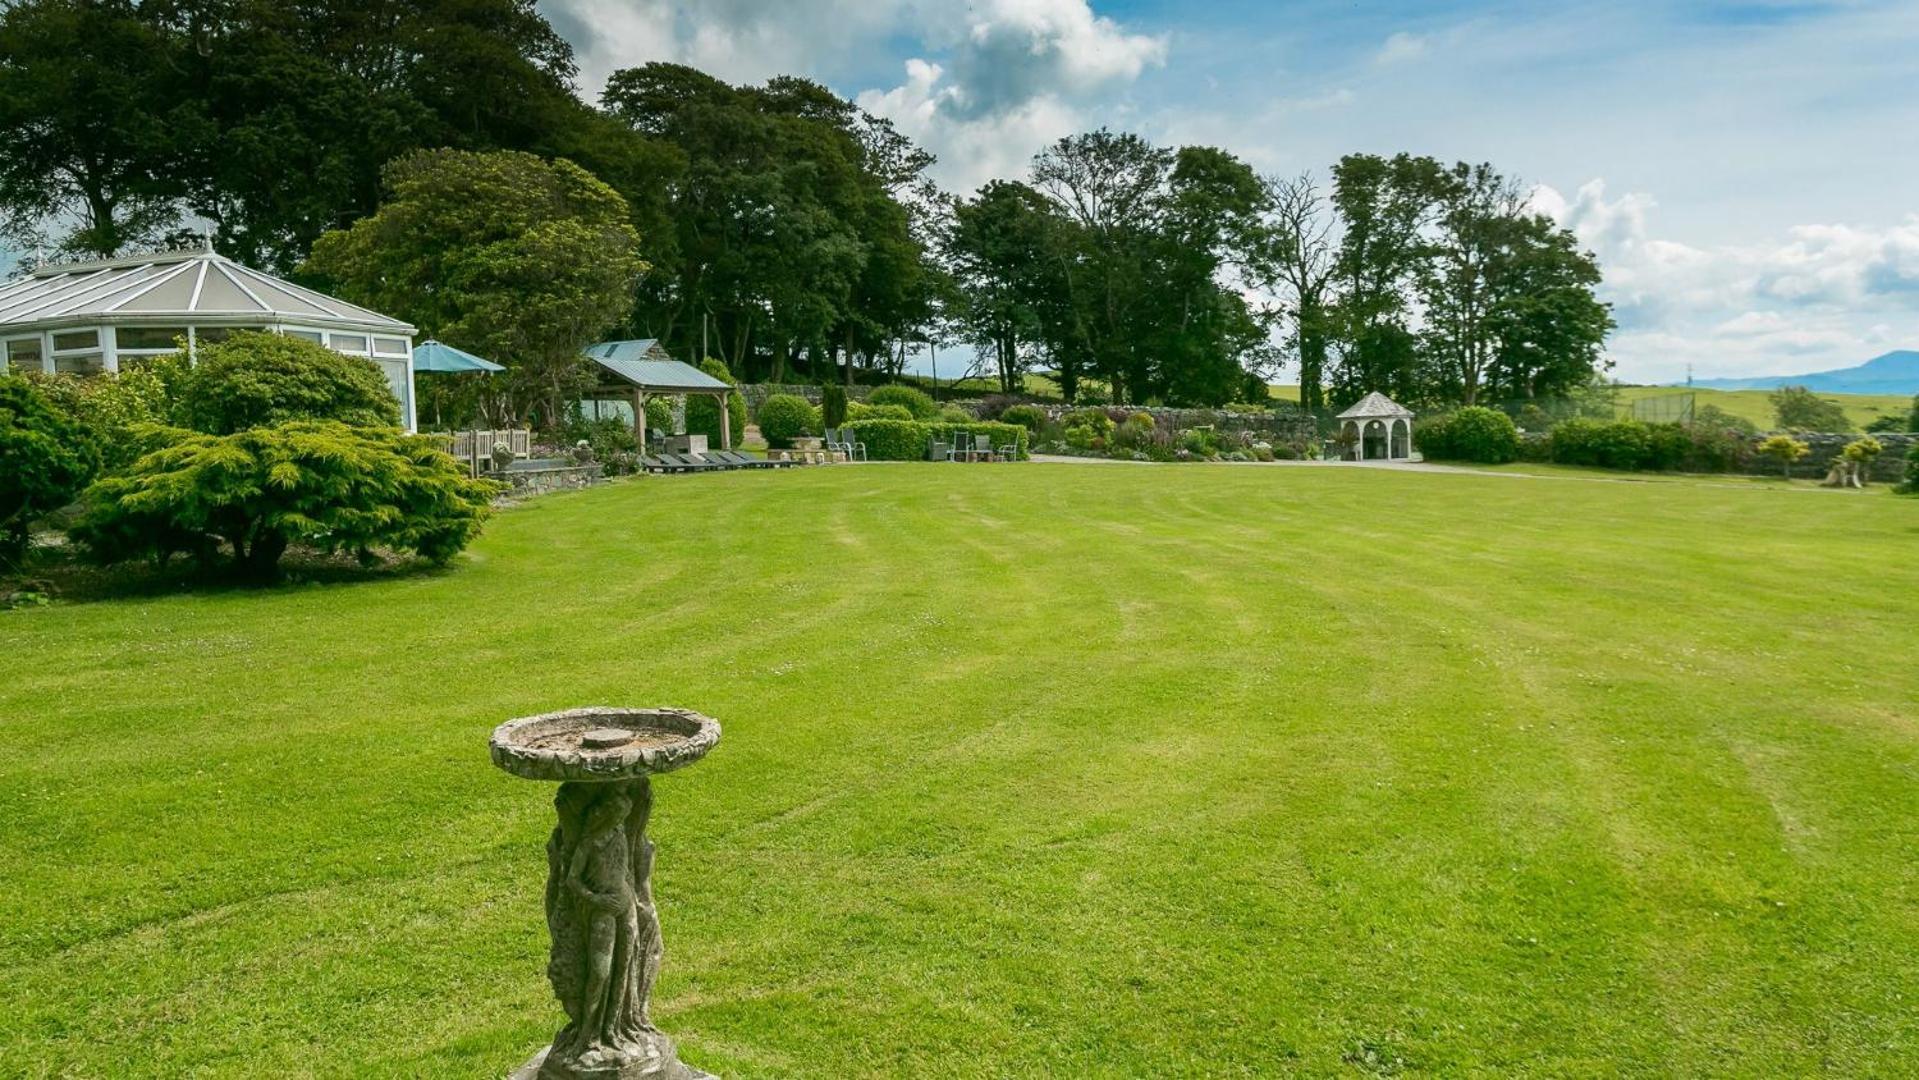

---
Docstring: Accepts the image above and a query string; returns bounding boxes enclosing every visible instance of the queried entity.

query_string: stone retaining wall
[1514,430,1913,481]
[498,465,600,497]
[1770,432,1912,482]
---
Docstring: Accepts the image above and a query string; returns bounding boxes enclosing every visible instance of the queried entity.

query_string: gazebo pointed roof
[1336,391,1414,420]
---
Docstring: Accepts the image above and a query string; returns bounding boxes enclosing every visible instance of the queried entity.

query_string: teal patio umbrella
[412,340,505,427]
[412,339,505,374]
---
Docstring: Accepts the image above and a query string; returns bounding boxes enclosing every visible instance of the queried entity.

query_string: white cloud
[860,0,1166,191]
[1375,32,1428,65]
[1535,179,1919,380]
[542,0,1166,192]
[857,60,1085,192]
[541,0,912,95]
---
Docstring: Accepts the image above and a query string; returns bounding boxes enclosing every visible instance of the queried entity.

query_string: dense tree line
[0,0,1611,412]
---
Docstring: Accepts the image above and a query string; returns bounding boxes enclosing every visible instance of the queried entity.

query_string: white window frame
[49,326,106,375]
[3,333,48,375]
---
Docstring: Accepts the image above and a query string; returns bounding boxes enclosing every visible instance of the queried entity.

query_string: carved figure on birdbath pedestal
[490,707,721,1080]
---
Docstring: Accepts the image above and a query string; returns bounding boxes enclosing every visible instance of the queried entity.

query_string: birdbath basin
[490,708,721,1080]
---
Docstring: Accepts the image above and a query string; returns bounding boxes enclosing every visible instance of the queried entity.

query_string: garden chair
[928,438,955,462]
[716,450,776,470]
[842,430,867,462]
[824,427,849,458]
[973,434,996,461]
[996,435,1020,460]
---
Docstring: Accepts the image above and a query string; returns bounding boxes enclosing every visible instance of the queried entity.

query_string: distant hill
[1688,351,1919,396]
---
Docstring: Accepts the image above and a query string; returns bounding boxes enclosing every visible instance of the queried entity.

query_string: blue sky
[540,0,1919,384]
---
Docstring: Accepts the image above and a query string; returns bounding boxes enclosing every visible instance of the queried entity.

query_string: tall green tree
[1253,174,1337,412]
[0,0,201,255]
[600,64,936,383]
[0,0,608,267]
[946,181,1058,395]
[1326,153,1448,407]
[1418,163,1612,406]
[305,149,645,429]
[1768,386,1852,433]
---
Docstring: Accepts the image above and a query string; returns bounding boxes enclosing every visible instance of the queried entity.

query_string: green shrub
[69,421,494,579]
[1550,418,1652,470]
[821,384,848,429]
[1641,422,1692,471]
[847,402,913,422]
[999,404,1047,433]
[867,384,939,419]
[1420,406,1519,463]
[841,418,925,460]
[1,374,99,565]
[25,364,179,472]
[685,358,745,446]
[1680,425,1745,472]
[1755,434,1810,478]
[755,394,818,448]
[938,404,974,424]
[1178,428,1218,457]
[1695,404,1757,436]
[175,332,400,433]
[1062,408,1115,450]
[1900,442,1919,494]
[564,416,640,476]
[643,397,672,434]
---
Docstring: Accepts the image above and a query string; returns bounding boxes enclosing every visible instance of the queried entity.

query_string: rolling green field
[3,464,1915,1077]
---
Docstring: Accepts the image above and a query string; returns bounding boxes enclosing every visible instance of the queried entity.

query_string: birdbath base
[508,1043,716,1080]
[491,708,722,1080]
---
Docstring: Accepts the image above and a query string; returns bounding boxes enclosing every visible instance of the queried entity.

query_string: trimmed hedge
[843,418,1028,461]
[866,384,939,419]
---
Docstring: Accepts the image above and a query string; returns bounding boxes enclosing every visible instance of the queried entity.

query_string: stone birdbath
[490,707,721,1080]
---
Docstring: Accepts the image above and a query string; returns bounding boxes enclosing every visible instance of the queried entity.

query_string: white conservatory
[0,244,418,430]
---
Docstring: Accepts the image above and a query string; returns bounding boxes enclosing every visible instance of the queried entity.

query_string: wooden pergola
[579,339,734,450]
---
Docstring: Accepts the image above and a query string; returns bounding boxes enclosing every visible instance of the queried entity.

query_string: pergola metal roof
[1336,391,1414,420]
[0,245,414,335]
[584,340,729,392]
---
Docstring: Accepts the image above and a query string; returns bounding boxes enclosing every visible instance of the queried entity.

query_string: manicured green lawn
[3,464,1915,1077]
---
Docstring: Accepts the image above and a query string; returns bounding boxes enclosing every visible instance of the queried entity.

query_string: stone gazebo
[1337,392,1416,461]
[579,339,734,451]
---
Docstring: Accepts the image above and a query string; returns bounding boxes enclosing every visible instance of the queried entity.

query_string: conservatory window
[329,332,369,354]
[5,337,44,373]
[115,327,189,351]
[52,329,99,351]
[52,352,105,375]
[284,329,324,344]
[193,326,266,345]
[373,336,408,356]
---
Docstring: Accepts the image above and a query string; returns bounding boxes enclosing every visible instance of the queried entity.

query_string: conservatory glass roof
[0,246,413,335]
